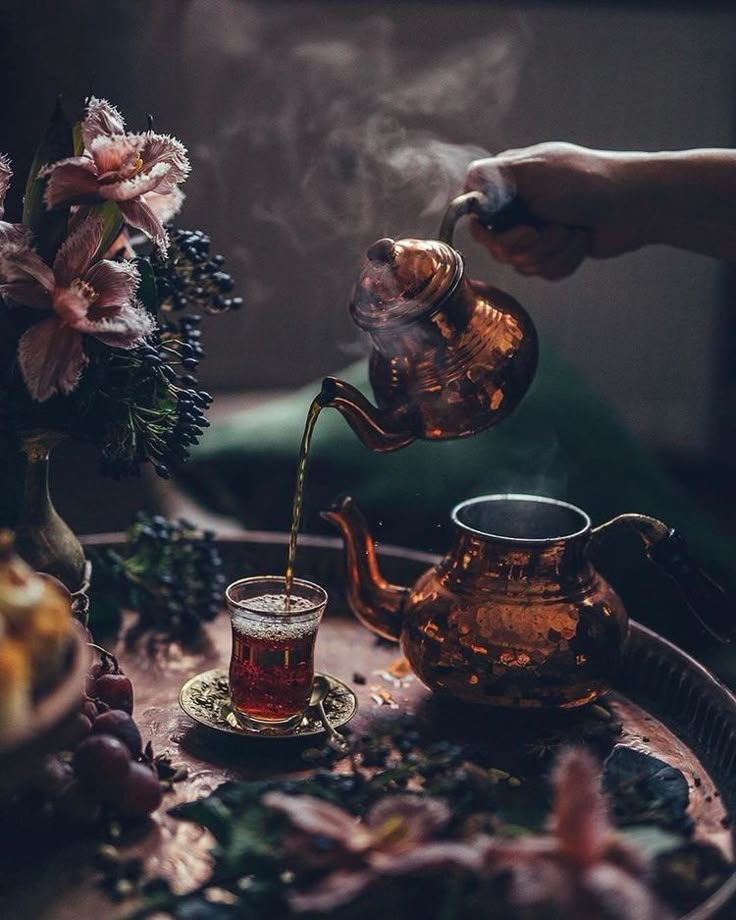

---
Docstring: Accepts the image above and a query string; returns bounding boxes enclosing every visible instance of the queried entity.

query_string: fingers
[470,221,591,280]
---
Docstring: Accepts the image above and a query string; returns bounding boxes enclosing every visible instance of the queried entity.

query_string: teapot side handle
[591,513,734,644]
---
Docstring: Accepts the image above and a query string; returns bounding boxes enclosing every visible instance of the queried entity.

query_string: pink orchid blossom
[476,748,671,919]
[264,793,481,912]
[0,213,154,401]
[42,97,189,253]
[0,155,27,247]
[0,154,11,219]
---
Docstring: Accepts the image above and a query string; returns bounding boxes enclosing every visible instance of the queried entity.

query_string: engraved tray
[1,530,733,920]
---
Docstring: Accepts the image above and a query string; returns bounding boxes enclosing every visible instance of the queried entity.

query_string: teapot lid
[349,237,462,332]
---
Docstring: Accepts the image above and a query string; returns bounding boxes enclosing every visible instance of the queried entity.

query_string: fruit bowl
[0,624,89,798]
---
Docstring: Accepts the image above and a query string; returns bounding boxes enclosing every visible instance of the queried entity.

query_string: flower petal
[138,132,190,187]
[366,796,450,852]
[144,187,184,223]
[582,864,668,920]
[39,155,94,178]
[288,868,377,914]
[491,858,574,910]
[82,97,126,149]
[371,839,484,876]
[53,212,105,286]
[1,281,52,308]
[118,198,168,253]
[100,162,172,202]
[0,221,30,247]
[17,316,86,401]
[89,134,144,178]
[0,154,12,218]
[43,160,101,208]
[549,747,609,868]
[84,259,140,315]
[263,793,370,853]
[87,301,155,347]
[0,242,55,292]
[53,281,96,327]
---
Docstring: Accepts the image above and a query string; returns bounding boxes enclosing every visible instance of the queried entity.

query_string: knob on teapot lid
[350,237,462,332]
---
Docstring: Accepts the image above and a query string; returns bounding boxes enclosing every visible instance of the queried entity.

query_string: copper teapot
[317,194,539,451]
[323,493,732,709]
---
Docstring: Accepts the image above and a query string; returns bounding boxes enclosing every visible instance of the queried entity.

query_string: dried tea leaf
[387,656,413,679]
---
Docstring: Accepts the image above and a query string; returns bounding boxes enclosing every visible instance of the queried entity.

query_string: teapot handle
[591,513,734,644]
[439,190,543,245]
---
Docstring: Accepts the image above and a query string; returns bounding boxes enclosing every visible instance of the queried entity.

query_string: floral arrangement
[0,97,239,479]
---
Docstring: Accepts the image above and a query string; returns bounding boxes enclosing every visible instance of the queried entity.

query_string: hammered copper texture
[321,237,538,451]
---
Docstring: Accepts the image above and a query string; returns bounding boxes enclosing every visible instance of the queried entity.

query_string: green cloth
[181,346,736,654]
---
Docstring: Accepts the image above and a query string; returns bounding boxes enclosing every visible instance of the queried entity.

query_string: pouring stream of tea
[284,397,323,605]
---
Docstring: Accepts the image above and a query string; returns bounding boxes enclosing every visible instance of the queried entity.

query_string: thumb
[464,157,518,212]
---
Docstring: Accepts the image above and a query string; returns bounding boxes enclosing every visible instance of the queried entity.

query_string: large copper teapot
[323,493,732,709]
[317,194,538,451]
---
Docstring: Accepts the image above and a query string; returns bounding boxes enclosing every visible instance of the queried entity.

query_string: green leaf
[133,257,160,315]
[23,97,73,262]
[96,200,124,256]
[72,201,124,260]
[174,796,235,845]
[72,119,84,157]
[603,746,692,834]
[621,824,685,860]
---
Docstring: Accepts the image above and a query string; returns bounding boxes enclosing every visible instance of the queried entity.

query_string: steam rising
[175,6,532,252]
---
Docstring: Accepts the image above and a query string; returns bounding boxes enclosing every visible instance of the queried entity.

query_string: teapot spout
[318,377,414,453]
[321,495,408,642]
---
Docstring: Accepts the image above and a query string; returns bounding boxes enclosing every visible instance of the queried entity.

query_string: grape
[82,700,99,721]
[92,672,134,715]
[42,756,75,797]
[27,755,74,798]
[114,762,163,817]
[86,661,104,696]
[73,735,131,791]
[92,710,142,756]
[68,712,94,747]
[55,780,102,829]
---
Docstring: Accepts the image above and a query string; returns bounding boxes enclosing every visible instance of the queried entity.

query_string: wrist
[605,152,674,246]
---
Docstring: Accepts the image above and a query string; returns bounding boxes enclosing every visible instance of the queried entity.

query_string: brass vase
[13,431,87,592]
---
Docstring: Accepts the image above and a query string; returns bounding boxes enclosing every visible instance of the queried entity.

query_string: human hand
[464,143,649,279]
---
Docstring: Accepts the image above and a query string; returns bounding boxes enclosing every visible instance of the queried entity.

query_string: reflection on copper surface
[325,494,629,710]
[318,232,538,452]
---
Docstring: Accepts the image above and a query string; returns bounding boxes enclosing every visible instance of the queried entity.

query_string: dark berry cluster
[152,227,243,314]
[91,514,226,639]
[87,317,214,480]
[80,226,241,480]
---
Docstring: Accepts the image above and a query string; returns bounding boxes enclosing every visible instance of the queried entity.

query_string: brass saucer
[179,669,358,739]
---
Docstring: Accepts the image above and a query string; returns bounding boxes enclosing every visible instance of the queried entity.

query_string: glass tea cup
[225,575,327,732]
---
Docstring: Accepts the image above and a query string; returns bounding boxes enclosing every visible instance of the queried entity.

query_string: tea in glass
[225,575,327,731]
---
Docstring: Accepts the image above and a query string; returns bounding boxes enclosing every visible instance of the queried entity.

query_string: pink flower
[266,749,672,918]
[264,793,481,912]
[477,748,671,919]
[42,98,189,253]
[0,155,27,247]
[0,213,154,401]
[0,154,11,220]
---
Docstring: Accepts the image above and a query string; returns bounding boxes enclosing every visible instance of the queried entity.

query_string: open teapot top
[350,237,462,332]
